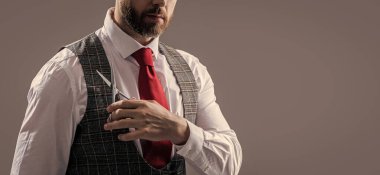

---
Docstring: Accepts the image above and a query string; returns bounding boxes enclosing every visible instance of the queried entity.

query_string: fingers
[109,108,140,121]
[104,118,144,131]
[117,129,147,141]
[107,99,146,112]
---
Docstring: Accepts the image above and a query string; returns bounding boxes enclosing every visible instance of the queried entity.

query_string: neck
[113,9,154,46]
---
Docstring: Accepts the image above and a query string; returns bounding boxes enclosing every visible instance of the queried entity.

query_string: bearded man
[11,0,242,174]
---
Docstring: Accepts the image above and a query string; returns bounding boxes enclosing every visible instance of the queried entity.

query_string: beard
[122,4,170,37]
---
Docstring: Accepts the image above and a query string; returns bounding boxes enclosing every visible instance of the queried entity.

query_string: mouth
[144,13,165,23]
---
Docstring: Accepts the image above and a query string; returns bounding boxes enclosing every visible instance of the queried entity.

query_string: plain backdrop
[1,0,380,174]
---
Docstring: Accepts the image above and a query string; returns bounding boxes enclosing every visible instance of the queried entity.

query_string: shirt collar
[103,7,160,60]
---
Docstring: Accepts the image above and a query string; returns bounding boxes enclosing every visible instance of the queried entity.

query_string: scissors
[96,70,130,100]
[96,70,130,122]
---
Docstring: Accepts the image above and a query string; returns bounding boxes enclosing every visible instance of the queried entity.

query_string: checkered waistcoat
[63,33,198,175]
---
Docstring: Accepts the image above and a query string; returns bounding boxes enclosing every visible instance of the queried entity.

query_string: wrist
[170,116,190,145]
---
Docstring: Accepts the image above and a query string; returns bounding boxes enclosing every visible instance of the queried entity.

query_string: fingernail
[118,135,122,140]
[104,124,108,130]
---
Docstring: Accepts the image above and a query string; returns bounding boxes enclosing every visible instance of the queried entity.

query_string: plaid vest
[63,33,198,175]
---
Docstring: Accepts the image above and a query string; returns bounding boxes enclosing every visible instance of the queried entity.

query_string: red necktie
[132,48,172,169]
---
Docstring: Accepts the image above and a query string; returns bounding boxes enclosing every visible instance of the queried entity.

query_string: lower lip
[145,15,164,23]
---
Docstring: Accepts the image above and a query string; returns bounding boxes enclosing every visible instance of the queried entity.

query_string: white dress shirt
[11,8,242,175]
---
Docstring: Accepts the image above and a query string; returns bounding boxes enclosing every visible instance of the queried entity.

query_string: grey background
[1,0,380,174]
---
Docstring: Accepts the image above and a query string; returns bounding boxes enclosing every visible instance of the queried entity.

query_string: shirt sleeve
[11,57,76,175]
[174,50,243,175]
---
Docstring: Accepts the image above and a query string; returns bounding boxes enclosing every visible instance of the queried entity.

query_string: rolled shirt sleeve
[175,50,243,175]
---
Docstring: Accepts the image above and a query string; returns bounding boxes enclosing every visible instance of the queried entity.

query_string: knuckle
[142,100,150,107]
[141,110,149,117]
[144,118,150,125]
[142,128,150,134]
[114,109,123,116]
[121,100,129,106]
[141,117,150,126]
[134,108,147,117]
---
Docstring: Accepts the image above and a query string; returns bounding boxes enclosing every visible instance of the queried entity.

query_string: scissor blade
[96,70,112,87]
[118,91,130,100]
[96,70,130,100]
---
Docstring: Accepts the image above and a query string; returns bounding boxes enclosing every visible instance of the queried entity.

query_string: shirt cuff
[174,120,204,160]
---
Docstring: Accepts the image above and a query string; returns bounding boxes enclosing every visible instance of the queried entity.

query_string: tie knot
[132,48,154,66]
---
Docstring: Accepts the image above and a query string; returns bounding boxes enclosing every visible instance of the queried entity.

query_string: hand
[104,99,190,145]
